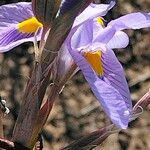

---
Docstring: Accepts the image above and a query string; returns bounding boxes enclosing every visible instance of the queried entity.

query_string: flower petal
[0,2,33,30]
[92,12,150,49]
[71,20,94,50]
[0,2,43,52]
[102,49,132,110]
[107,31,129,49]
[93,26,116,44]
[67,41,130,128]
[70,2,117,51]
[91,12,150,49]
[108,12,150,30]
[0,27,42,52]
[73,0,116,28]
[57,44,75,77]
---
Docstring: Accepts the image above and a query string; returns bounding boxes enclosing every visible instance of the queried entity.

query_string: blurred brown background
[0,0,150,150]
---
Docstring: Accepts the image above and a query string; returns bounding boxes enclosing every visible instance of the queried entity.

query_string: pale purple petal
[71,20,94,50]
[108,12,150,30]
[0,2,42,52]
[65,0,116,51]
[57,44,75,76]
[107,31,129,49]
[85,26,116,51]
[102,49,132,110]
[93,26,116,44]
[0,27,42,53]
[0,2,32,31]
[73,0,116,28]
[67,40,130,129]
[92,12,150,49]
[71,21,116,51]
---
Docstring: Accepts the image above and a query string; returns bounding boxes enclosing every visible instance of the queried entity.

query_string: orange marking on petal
[97,17,104,26]
[84,51,104,76]
[17,17,43,33]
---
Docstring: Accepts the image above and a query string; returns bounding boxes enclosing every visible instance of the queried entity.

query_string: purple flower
[0,1,115,52]
[66,12,150,129]
[0,2,43,53]
[55,1,116,78]
[1,1,149,129]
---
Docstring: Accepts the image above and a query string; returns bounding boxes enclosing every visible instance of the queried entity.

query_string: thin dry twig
[129,74,150,88]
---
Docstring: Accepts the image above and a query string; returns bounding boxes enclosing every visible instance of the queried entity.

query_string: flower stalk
[40,0,93,71]
[11,0,93,149]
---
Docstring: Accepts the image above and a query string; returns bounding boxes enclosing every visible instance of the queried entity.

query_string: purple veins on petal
[67,41,130,128]
[0,27,41,53]
[101,49,132,110]
[0,2,33,29]
[0,2,43,52]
